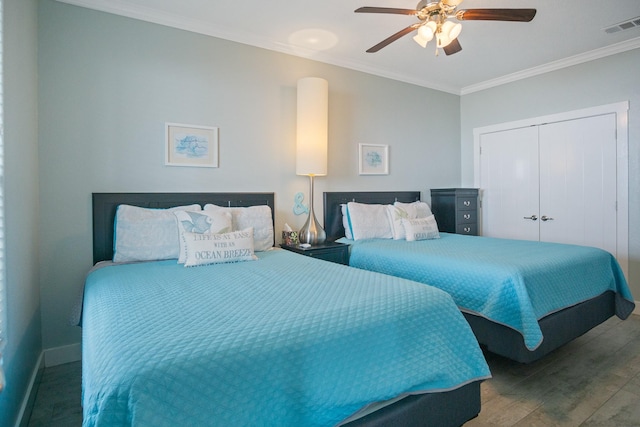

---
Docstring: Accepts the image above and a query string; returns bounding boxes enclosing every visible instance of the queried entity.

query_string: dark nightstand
[280,241,349,265]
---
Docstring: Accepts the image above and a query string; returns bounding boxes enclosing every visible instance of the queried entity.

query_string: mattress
[339,233,635,350]
[81,249,490,426]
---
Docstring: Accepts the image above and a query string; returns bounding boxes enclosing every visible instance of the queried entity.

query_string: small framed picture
[359,143,389,175]
[165,123,219,167]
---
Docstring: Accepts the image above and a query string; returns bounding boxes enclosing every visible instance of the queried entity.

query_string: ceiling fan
[355,0,536,55]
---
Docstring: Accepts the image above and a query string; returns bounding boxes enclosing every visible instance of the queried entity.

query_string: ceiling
[58,0,640,94]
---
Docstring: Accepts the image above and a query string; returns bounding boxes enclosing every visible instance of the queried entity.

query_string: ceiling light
[414,19,461,50]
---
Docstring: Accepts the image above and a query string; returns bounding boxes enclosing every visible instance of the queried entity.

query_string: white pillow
[203,204,274,252]
[182,228,257,267]
[345,202,393,241]
[174,210,232,263]
[402,215,440,241]
[341,204,353,240]
[113,204,201,262]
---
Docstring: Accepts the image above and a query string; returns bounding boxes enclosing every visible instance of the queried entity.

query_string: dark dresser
[430,188,479,236]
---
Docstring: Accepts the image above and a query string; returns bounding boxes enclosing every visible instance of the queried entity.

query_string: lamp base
[299,212,326,245]
[298,175,326,245]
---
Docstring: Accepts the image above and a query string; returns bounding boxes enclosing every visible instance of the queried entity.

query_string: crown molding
[460,37,640,95]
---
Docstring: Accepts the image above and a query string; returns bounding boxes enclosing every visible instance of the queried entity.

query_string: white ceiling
[58,0,640,94]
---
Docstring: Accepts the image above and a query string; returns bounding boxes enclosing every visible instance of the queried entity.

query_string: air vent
[604,17,640,34]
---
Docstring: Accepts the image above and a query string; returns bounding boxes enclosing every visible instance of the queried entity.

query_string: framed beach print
[165,123,219,167]
[358,143,389,175]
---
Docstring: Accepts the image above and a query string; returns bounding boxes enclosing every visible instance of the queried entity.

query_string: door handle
[541,215,554,221]
[524,215,538,221]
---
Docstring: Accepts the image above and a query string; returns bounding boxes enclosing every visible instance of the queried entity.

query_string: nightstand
[280,241,349,265]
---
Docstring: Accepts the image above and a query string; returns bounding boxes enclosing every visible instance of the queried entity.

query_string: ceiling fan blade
[355,7,418,15]
[456,8,536,22]
[443,38,462,55]
[366,23,421,53]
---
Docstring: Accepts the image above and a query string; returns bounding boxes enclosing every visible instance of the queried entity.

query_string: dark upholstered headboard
[323,191,421,241]
[92,192,275,264]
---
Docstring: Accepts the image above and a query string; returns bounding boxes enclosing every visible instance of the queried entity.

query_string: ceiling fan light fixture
[436,20,461,48]
[442,20,462,40]
[413,21,436,48]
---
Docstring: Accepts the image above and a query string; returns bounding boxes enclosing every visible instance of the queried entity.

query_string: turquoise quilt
[340,234,635,350]
[82,249,490,427]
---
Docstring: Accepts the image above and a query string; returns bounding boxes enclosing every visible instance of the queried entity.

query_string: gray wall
[37,0,461,352]
[0,0,42,425]
[460,48,640,302]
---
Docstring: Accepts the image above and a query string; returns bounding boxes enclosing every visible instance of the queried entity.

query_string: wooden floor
[27,315,640,426]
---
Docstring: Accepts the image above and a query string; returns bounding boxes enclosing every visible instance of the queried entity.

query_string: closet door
[479,126,539,241]
[538,114,617,254]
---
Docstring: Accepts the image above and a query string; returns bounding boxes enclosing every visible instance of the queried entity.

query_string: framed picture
[165,123,219,167]
[358,143,389,175]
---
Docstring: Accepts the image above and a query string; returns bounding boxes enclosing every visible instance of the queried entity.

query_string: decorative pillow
[345,202,393,240]
[203,204,274,251]
[394,201,432,218]
[113,204,201,262]
[402,215,440,241]
[387,201,433,240]
[174,210,232,263]
[341,204,353,240]
[182,228,257,267]
[386,204,412,240]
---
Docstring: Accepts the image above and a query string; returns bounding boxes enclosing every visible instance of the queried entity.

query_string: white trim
[634,304,640,317]
[44,343,81,367]
[473,101,629,280]
[15,352,44,427]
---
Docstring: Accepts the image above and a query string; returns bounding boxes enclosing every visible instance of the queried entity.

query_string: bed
[81,192,491,427]
[323,191,636,364]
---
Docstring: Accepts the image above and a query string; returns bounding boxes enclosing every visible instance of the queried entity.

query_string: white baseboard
[16,352,44,427]
[634,301,640,316]
[44,343,81,367]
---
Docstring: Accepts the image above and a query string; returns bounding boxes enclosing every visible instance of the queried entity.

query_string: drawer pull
[463,200,471,207]
[463,214,471,220]
[524,215,538,221]
[463,227,471,233]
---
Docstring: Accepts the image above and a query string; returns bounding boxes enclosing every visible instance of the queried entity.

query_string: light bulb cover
[418,24,434,41]
[413,33,428,48]
[438,20,461,48]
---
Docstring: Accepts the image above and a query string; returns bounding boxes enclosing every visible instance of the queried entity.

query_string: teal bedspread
[340,234,635,351]
[82,249,490,427]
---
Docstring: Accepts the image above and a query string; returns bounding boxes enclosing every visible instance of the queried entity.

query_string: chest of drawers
[430,188,479,236]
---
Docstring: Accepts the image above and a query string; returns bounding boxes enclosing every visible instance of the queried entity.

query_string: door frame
[472,101,629,280]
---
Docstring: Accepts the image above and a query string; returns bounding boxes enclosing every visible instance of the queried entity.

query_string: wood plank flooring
[27,315,640,426]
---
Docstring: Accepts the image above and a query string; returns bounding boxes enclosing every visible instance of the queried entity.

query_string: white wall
[460,48,640,303]
[37,0,461,353]
[0,0,42,424]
